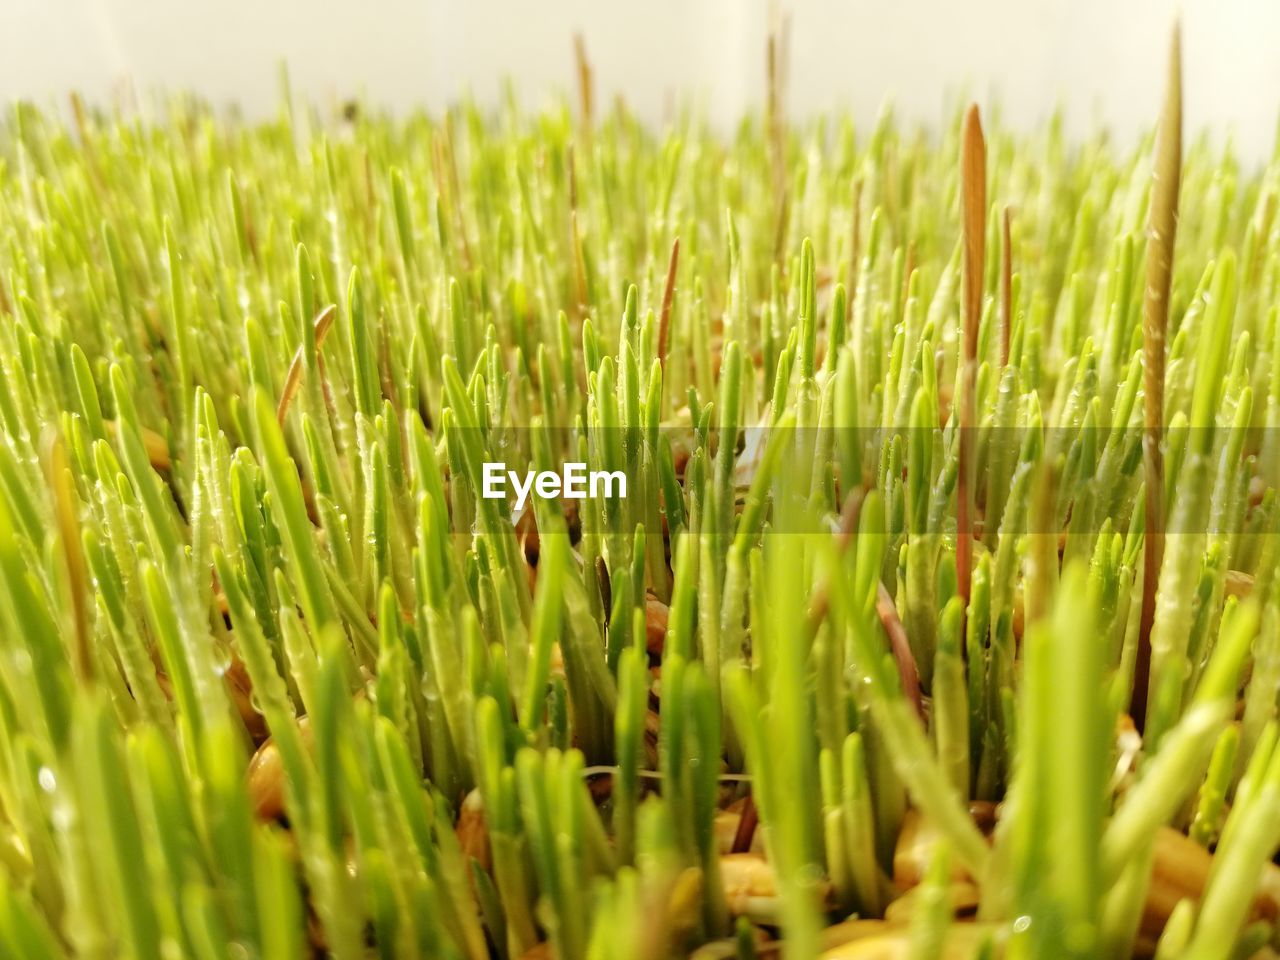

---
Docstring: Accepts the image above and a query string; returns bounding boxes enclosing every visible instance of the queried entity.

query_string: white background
[3,1,1279,161]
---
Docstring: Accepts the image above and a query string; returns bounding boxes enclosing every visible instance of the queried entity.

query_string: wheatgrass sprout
[0,23,1277,960]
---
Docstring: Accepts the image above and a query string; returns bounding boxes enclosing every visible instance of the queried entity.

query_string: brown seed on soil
[883,881,981,925]
[719,852,835,920]
[455,788,490,873]
[893,808,995,890]
[1249,474,1267,508]
[247,715,313,821]
[818,921,1002,959]
[689,924,773,959]
[816,920,896,954]
[104,420,172,471]
[714,798,765,855]
[645,596,670,655]
[225,654,270,743]
[1140,826,1280,941]
[275,304,338,426]
[1225,569,1254,599]
[720,852,781,912]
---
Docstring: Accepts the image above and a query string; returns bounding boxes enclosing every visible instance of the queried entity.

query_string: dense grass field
[0,34,1278,959]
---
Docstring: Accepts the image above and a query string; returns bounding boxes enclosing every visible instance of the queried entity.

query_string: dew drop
[798,862,824,885]
[51,802,73,833]
[210,644,233,676]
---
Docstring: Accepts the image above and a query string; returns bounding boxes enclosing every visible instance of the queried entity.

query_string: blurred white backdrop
[3,0,1279,159]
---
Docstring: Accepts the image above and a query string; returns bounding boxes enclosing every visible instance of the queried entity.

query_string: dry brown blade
[1025,458,1060,627]
[847,177,863,316]
[771,188,791,268]
[1249,190,1277,283]
[443,119,474,271]
[275,304,339,425]
[730,795,760,855]
[1000,206,1013,367]
[230,171,261,265]
[243,184,261,264]
[901,242,916,323]
[776,13,792,109]
[737,491,875,847]
[47,432,92,684]
[766,34,779,180]
[571,211,589,318]
[657,237,681,372]
[431,126,474,272]
[804,487,866,635]
[876,582,925,721]
[104,420,172,471]
[374,323,396,416]
[573,33,594,138]
[69,92,106,196]
[1133,22,1182,730]
[361,148,377,253]
[568,147,589,318]
[766,28,789,265]
[957,104,986,619]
